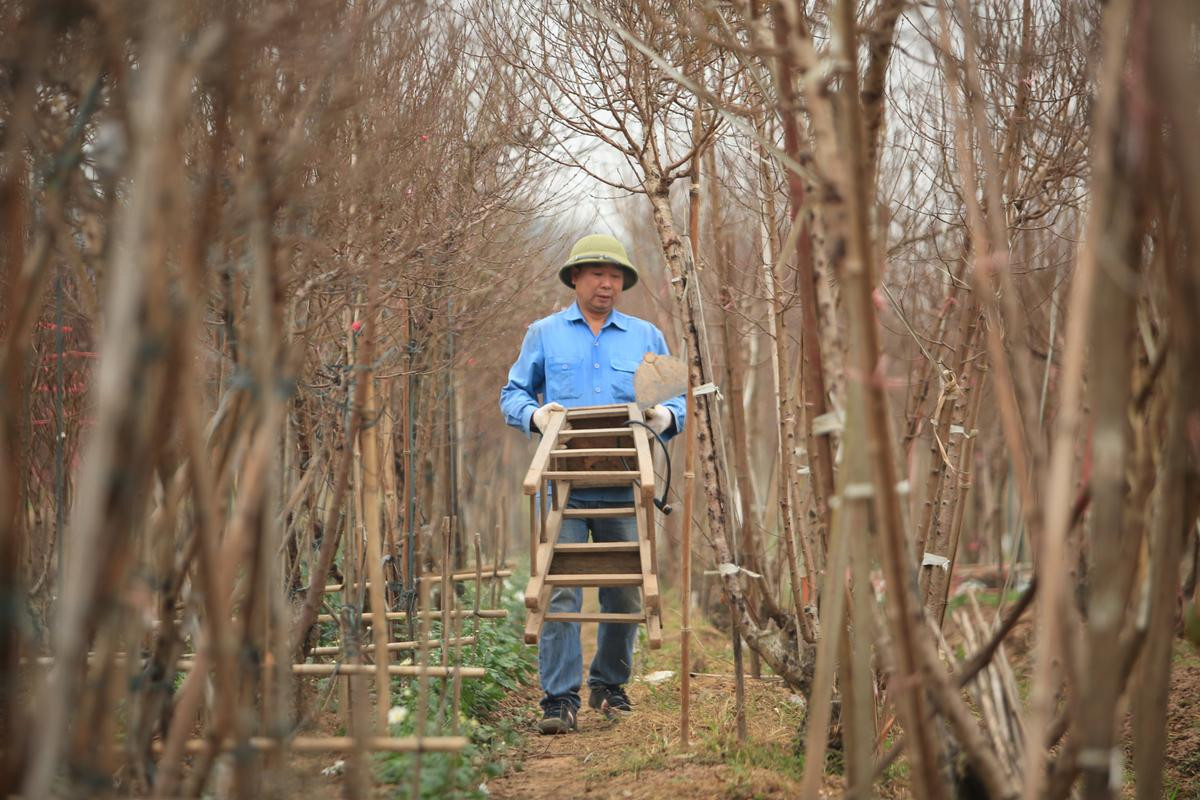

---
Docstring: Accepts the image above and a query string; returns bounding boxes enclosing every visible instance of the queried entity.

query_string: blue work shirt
[499,301,686,501]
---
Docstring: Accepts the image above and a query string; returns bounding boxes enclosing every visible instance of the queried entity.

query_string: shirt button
[593,363,600,368]
[593,341,598,347]
[594,387,601,393]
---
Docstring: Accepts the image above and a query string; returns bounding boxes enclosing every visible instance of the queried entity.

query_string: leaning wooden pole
[679,348,697,749]
[361,369,392,732]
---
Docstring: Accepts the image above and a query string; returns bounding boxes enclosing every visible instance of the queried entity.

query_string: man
[499,233,686,734]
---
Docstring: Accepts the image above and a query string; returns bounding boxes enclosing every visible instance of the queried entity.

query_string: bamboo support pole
[679,354,697,750]
[361,370,392,732]
[473,533,483,658]
[308,638,476,657]
[323,567,511,592]
[153,736,469,754]
[410,530,435,800]
[441,516,453,683]
[491,522,507,609]
[315,610,506,623]
[269,663,484,678]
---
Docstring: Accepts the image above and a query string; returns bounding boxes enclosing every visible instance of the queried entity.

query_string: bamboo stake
[679,351,697,749]
[309,638,475,657]
[324,568,511,591]
[159,736,468,755]
[441,517,455,733]
[410,535,434,800]
[491,522,507,609]
[688,83,745,742]
[473,532,483,659]
[316,610,506,623]
[89,656,484,679]
[362,368,392,733]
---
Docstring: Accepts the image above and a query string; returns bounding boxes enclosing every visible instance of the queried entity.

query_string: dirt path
[485,607,816,800]
[486,675,811,800]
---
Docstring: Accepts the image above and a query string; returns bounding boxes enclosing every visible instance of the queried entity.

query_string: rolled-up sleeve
[651,326,686,440]
[500,324,544,434]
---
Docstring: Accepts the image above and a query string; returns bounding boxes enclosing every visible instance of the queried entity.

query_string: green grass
[727,740,806,784]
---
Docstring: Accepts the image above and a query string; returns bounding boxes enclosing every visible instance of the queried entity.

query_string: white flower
[388,705,409,725]
[321,759,345,777]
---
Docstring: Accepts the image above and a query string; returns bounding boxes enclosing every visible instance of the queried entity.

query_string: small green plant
[374,577,537,798]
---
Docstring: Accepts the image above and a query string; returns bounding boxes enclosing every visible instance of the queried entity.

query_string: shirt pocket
[610,357,640,402]
[546,357,582,400]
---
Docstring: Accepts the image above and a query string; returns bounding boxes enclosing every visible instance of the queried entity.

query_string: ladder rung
[565,406,633,420]
[550,448,637,457]
[565,403,629,413]
[558,428,635,438]
[554,542,640,553]
[562,507,636,518]
[544,574,643,586]
[543,470,638,481]
[544,612,645,624]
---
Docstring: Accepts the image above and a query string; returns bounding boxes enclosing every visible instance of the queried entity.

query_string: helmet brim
[559,259,639,290]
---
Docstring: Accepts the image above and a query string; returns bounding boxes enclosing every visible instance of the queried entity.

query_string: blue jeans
[539,498,641,711]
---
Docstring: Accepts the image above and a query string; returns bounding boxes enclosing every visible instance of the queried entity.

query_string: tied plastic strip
[811,409,845,436]
[844,482,874,500]
[705,562,764,579]
[921,552,951,570]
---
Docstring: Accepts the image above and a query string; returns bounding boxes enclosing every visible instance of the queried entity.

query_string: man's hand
[532,402,566,433]
[643,404,674,436]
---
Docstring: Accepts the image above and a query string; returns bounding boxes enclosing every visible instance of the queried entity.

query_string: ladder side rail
[632,490,661,611]
[539,478,548,543]
[627,403,656,500]
[523,481,573,609]
[524,584,551,643]
[529,494,537,576]
[521,409,567,494]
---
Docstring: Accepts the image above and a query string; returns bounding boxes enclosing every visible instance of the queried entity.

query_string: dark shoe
[537,700,577,735]
[588,684,632,714]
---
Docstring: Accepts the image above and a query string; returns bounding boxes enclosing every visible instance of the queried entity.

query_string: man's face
[572,264,624,316]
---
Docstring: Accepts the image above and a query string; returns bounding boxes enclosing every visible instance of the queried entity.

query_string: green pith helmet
[559,233,639,290]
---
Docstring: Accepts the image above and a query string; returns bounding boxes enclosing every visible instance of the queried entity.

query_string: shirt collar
[564,301,629,331]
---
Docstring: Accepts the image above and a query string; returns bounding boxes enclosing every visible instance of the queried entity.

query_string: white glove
[532,402,565,433]
[643,404,674,436]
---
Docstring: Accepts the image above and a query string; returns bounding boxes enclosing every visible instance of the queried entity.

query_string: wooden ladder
[521,403,663,649]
